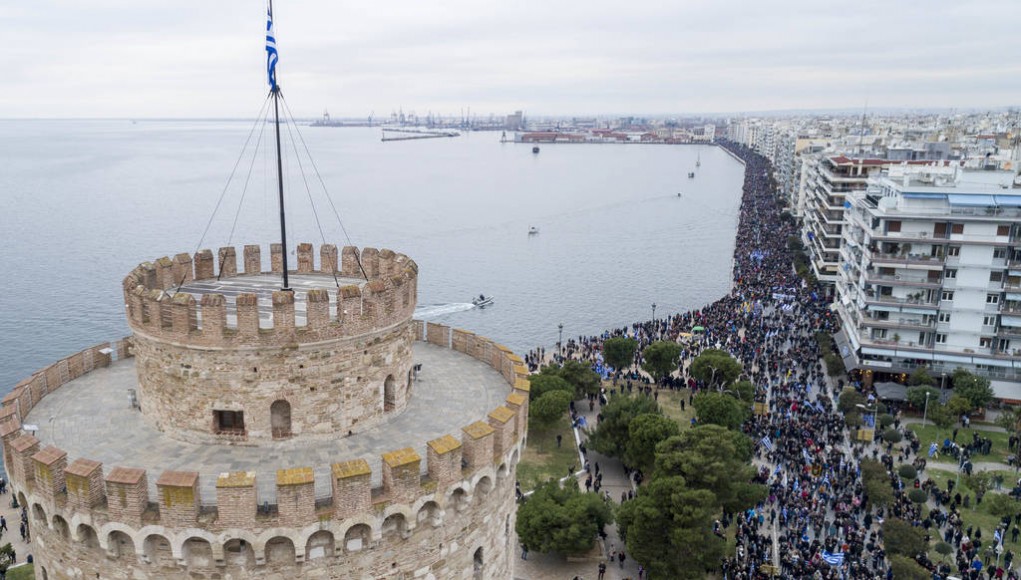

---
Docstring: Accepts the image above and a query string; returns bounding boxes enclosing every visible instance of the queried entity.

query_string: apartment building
[835,164,1021,388]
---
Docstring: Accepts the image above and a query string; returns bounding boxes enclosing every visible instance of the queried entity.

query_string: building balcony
[863,294,940,309]
[997,328,1021,340]
[864,272,942,288]
[1001,304,1021,315]
[869,253,945,269]
[870,231,949,243]
[860,318,935,331]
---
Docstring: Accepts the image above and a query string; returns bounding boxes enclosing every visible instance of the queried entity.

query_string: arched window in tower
[384,374,396,412]
[271,399,292,439]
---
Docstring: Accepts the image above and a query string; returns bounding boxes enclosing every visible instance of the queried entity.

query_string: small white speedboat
[528,226,539,235]
[473,295,495,308]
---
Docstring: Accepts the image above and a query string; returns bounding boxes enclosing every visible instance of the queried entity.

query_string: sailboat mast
[267,0,290,290]
[272,87,290,290]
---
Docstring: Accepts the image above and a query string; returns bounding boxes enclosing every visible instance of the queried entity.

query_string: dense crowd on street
[525,141,1020,579]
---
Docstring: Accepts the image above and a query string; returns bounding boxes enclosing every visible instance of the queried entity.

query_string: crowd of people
[525,141,1021,579]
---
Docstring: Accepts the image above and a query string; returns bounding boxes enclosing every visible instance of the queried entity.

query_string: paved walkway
[0,490,32,568]
[26,342,510,503]
[513,392,645,580]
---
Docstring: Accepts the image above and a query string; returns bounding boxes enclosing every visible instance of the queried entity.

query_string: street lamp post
[923,391,931,426]
[940,372,947,399]
[651,303,657,338]
[558,323,564,358]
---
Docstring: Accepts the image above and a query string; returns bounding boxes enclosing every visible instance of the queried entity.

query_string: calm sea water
[0,120,744,391]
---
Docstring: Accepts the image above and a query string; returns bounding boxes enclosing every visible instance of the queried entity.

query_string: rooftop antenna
[267,0,291,291]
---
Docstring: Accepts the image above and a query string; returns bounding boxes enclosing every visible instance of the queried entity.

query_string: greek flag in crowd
[803,448,813,464]
[761,436,774,451]
[822,473,830,487]
[822,551,845,566]
[773,465,782,476]
[862,413,875,428]
[929,442,939,458]
[995,528,1003,545]
[266,5,279,89]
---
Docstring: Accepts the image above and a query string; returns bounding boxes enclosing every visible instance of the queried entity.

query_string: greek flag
[266,5,279,89]
[995,528,1003,545]
[803,448,813,464]
[761,436,774,451]
[822,551,845,566]
[929,442,938,458]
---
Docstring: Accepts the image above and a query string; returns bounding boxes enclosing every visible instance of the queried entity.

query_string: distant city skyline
[6,0,1021,118]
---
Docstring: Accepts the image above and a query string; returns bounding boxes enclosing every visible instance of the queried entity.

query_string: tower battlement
[122,244,419,348]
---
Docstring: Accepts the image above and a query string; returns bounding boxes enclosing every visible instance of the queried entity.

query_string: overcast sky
[7,0,1021,118]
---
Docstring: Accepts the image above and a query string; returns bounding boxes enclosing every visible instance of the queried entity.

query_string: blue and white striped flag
[803,448,813,464]
[929,442,938,458]
[266,4,279,89]
[995,528,1003,545]
[761,436,774,451]
[822,551,845,566]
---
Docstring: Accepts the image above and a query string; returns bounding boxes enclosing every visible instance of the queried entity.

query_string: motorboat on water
[528,226,539,235]
[473,294,495,308]
[688,171,695,178]
[532,146,540,154]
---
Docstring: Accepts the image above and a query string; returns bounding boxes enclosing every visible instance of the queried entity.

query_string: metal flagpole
[267,0,290,290]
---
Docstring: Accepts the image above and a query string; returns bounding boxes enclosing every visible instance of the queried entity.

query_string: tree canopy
[860,459,894,508]
[536,360,601,399]
[952,368,994,410]
[882,518,926,557]
[906,386,939,410]
[516,480,614,555]
[837,387,866,414]
[641,340,683,382]
[654,425,764,512]
[602,336,638,373]
[731,380,756,403]
[689,348,742,389]
[692,391,748,430]
[889,555,931,580]
[527,373,574,402]
[530,390,574,429]
[586,395,662,460]
[623,413,680,474]
[908,366,937,386]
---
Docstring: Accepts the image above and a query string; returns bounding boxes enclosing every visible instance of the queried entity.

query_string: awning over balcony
[994,195,1021,207]
[992,380,1021,403]
[1001,316,1021,328]
[833,327,858,371]
[947,194,996,207]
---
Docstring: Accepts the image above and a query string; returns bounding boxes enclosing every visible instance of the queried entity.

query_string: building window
[941,290,955,301]
[886,220,902,233]
[983,315,997,326]
[951,223,964,234]
[947,245,960,257]
[936,333,947,344]
[998,225,1010,236]
[980,337,993,348]
[991,271,1004,282]
[938,312,952,323]
[987,294,1000,304]
[214,410,245,435]
[944,269,957,279]
[994,247,1007,259]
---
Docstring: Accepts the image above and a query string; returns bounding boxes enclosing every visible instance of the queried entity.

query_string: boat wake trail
[414,303,476,319]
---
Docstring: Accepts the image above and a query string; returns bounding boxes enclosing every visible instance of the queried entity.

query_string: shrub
[897,465,917,480]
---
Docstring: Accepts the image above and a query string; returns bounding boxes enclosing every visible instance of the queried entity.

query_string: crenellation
[361,247,379,278]
[331,460,372,520]
[426,435,462,490]
[218,246,238,277]
[235,293,260,336]
[382,448,422,504]
[460,422,495,474]
[243,245,261,274]
[270,243,284,273]
[305,288,330,330]
[487,406,517,460]
[156,470,200,527]
[172,253,194,286]
[32,445,68,503]
[10,434,40,489]
[427,322,451,348]
[270,290,296,337]
[155,256,175,289]
[169,292,196,337]
[65,458,104,511]
[105,467,148,526]
[194,249,215,280]
[320,243,338,274]
[378,248,395,276]
[276,468,315,527]
[215,471,257,528]
[297,242,314,273]
[341,245,360,277]
[200,293,227,338]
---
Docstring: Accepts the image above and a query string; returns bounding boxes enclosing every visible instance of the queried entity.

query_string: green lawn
[907,423,1012,465]
[923,468,1021,560]
[657,389,697,428]
[6,564,33,580]
[517,415,580,491]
